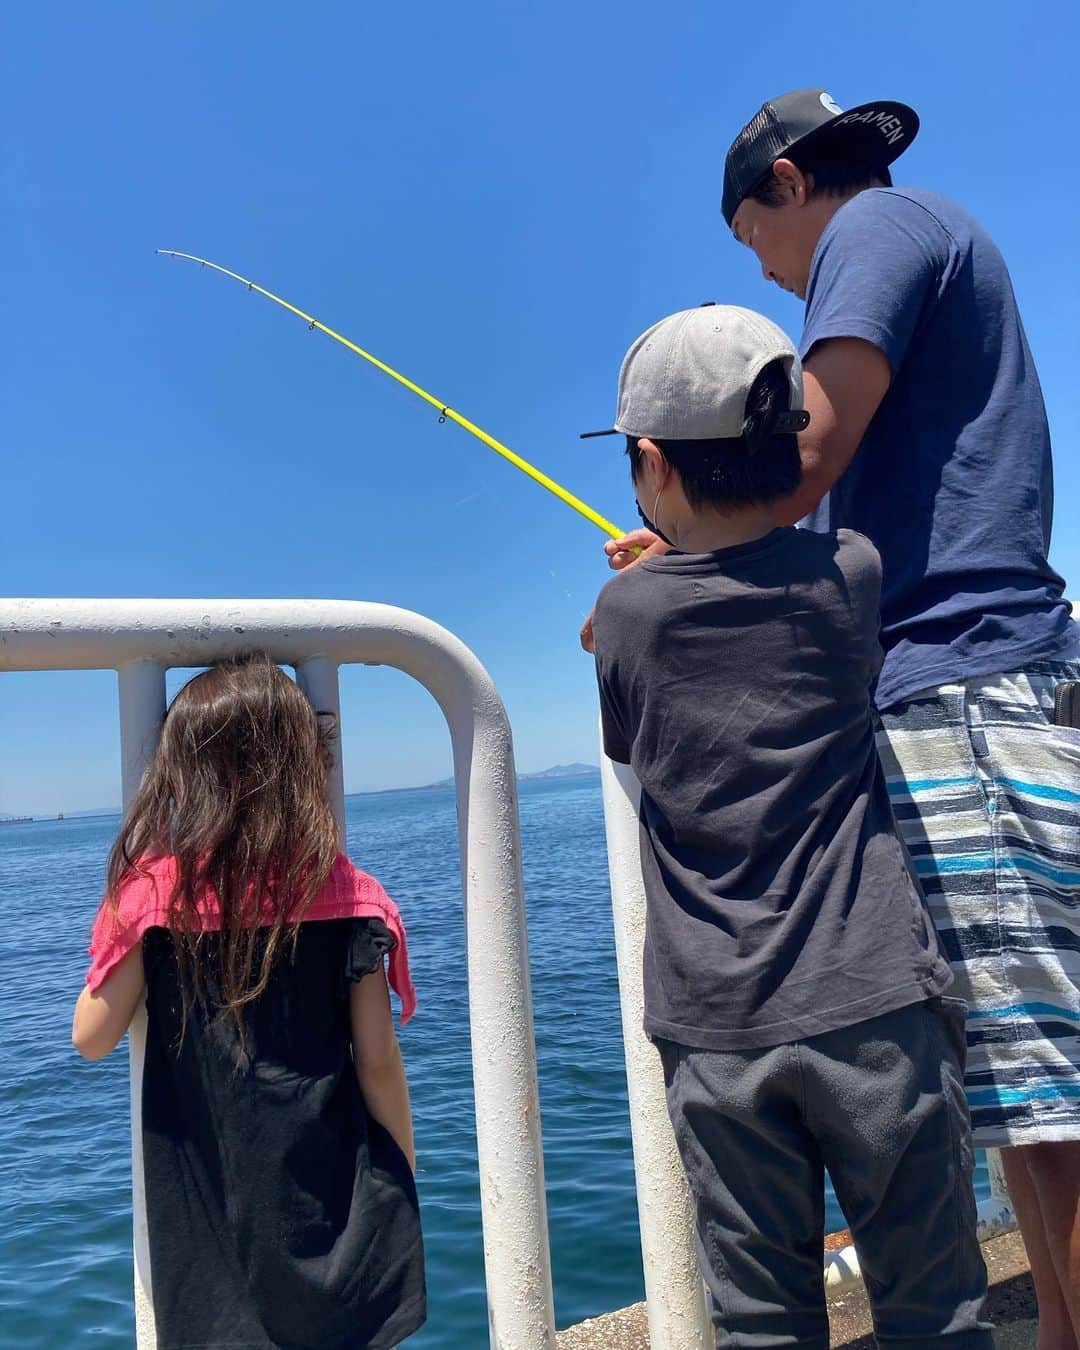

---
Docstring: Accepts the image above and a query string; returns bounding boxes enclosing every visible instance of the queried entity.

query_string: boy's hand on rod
[605,529,668,570]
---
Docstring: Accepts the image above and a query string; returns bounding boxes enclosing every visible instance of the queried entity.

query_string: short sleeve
[592,582,635,764]
[835,529,885,684]
[801,191,950,376]
[345,917,397,982]
[86,860,172,991]
[597,663,631,764]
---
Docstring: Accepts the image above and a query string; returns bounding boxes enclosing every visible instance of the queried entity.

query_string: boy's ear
[637,439,672,488]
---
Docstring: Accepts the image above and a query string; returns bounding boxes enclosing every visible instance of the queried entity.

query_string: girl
[72,653,426,1350]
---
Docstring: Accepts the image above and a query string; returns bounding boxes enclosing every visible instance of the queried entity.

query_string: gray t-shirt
[593,526,951,1051]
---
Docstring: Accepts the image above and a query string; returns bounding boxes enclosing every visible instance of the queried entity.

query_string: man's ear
[770,158,812,206]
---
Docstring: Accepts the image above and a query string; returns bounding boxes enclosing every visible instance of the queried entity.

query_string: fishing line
[156,250,627,540]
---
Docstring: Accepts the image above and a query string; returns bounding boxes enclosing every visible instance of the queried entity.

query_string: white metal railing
[601,756,713,1347]
[600,746,1018,1340]
[1,598,557,1350]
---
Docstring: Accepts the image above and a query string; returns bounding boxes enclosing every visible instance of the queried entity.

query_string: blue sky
[4,0,1079,814]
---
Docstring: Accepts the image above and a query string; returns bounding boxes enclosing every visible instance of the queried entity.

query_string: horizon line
[1,762,601,821]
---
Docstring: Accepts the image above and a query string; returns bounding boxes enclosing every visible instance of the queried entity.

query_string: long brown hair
[106,652,340,1033]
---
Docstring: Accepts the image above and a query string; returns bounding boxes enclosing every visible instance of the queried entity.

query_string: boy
[585,303,992,1350]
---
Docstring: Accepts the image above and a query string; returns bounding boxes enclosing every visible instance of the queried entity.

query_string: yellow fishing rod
[156,250,625,540]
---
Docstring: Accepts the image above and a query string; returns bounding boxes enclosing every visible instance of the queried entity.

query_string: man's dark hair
[627,358,801,510]
[748,149,891,208]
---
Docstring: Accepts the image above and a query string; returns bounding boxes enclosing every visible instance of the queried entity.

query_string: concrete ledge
[557,1301,650,1350]
[556,1231,1036,1349]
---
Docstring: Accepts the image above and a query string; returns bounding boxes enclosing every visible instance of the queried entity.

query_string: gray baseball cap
[581,303,809,442]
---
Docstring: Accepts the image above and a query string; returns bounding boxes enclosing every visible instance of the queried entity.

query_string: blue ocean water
[0,778,990,1346]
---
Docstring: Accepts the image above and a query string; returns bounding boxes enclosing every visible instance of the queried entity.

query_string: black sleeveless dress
[139,918,425,1349]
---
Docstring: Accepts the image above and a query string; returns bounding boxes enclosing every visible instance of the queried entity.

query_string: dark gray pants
[657,998,993,1350]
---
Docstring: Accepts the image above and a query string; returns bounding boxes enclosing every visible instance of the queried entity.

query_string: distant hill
[348,763,600,797]
[428,762,599,789]
[520,762,599,781]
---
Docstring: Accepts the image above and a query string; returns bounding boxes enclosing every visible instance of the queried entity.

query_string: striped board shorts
[876,654,1080,1147]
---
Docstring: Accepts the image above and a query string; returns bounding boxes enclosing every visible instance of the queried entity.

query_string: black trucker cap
[722,89,919,226]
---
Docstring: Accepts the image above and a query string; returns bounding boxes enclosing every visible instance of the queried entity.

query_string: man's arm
[770,337,892,527]
[772,189,950,526]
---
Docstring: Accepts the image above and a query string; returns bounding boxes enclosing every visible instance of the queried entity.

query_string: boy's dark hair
[748,150,891,207]
[627,357,802,510]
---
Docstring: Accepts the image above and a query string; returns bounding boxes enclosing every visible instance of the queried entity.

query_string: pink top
[86,852,416,1023]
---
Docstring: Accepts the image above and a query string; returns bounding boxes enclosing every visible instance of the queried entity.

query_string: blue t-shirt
[801,187,1075,710]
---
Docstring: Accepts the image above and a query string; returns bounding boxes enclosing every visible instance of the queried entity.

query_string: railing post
[448,684,556,1349]
[117,659,167,1350]
[979,1148,1015,1239]
[600,750,713,1349]
[294,656,346,838]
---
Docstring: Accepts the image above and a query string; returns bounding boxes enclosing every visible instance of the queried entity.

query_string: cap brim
[582,415,810,440]
[788,99,919,170]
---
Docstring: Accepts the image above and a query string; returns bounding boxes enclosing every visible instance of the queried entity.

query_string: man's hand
[604,528,669,570]
[580,611,597,654]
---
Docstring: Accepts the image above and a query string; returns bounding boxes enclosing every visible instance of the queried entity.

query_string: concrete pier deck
[556,1231,1036,1348]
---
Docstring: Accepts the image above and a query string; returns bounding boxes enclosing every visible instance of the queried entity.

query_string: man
[590,89,1080,1343]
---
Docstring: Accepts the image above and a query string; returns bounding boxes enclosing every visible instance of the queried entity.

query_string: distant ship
[0,816,33,825]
